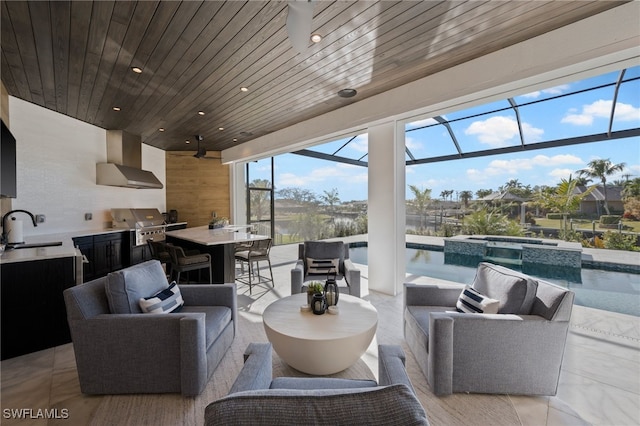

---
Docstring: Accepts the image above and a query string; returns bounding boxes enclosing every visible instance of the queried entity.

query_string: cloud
[277,164,367,187]
[464,116,544,147]
[467,154,584,178]
[521,84,570,99]
[406,117,438,128]
[548,168,574,179]
[405,135,423,151]
[348,134,368,153]
[561,99,640,125]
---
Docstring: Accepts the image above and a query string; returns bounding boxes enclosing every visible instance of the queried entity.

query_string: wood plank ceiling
[1,1,626,153]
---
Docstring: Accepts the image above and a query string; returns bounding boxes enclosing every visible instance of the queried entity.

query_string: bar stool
[234,238,274,294]
[166,244,212,284]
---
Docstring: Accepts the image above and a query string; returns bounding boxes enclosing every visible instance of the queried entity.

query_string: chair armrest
[428,312,571,395]
[404,282,463,308]
[180,284,237,334]
[291,260,304,295]
[343,259,361,297]
[378,345,415,393]
[68,313,207,395]
[228,343,273,394]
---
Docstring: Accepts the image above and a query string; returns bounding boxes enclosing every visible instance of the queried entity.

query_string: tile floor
[1,242,638,425]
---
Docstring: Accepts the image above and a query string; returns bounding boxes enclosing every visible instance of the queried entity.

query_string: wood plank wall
[165,152,230,228]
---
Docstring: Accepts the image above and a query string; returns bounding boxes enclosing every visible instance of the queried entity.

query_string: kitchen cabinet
[1,256,75,360]
[73,232,124,281]
[73,235,95,281]
[93,233,123,277]
[129,230,151,265]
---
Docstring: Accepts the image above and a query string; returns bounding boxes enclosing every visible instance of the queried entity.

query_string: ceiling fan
[169,135,220,160]
[286,0,315,53]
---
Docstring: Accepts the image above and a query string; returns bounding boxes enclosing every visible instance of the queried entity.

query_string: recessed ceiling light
[112,106,121,111]
[198,111,205,116]
[131,67,143,74]
[158,128,165,132]
[185,140,190,144]
[240,87,249,92]
[218,127,224,131]
[337,88,357,98]
[310,33,322,43]
[233,138,238,142]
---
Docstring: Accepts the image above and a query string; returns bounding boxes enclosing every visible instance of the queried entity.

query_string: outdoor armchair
[290,240,361,297]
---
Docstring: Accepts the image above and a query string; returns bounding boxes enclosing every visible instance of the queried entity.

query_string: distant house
[575,185,624,215]
[477,191,528,203]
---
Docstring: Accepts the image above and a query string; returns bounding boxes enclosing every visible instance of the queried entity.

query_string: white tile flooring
[1,241,638,425]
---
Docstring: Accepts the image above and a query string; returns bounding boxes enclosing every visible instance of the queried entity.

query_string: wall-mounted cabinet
[1,120,17,198]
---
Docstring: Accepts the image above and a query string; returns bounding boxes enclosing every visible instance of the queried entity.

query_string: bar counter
[165,226,268,283]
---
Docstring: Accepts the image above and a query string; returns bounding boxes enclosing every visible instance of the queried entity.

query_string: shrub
[462,209,524,236]
[600,215,622,225]
[602,231,638,251]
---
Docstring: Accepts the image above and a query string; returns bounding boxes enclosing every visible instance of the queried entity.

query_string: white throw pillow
[306,257,339,275]
[456,285,500,314]
[139,281,184,314]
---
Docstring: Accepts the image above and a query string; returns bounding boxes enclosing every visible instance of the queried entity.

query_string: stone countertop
[0,228,125,264]
[165,225,266,246]
[0,223,189,264]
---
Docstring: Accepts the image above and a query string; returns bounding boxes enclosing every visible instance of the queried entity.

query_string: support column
[367,121,406,295]
[230,162,246,225]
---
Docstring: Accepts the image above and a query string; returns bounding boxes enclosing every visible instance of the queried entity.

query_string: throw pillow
[306,257,339,275]
[471,262,538,314]
[139,281,184,314]
[456,285,500,314]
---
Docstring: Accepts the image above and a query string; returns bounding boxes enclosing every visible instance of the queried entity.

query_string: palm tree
[577,159,626,215]
[409,185,432,231]
[459,190,473,208]
[536,177,594,240]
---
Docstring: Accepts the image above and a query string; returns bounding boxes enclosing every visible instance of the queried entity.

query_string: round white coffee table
[262,293,378,375]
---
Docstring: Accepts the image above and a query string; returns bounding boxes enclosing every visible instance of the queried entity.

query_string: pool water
[349,247,640,317]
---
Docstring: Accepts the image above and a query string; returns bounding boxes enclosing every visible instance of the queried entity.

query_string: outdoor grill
[111,208,166,246]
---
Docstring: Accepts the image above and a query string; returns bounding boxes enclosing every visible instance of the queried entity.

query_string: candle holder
[311,293,326,315]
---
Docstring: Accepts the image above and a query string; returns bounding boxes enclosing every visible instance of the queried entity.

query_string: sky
[248,66,640,203]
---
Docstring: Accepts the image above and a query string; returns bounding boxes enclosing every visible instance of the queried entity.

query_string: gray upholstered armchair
[63,260,237,396]
[290,241,361,297]
[205,343,429,425]
[404,262,574,396]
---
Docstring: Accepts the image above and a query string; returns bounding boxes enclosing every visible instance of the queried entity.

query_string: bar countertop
[165,225,267,246]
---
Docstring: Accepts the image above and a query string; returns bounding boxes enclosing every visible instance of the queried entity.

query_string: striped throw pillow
[306,257,339,275]
[139,281,184,314]
[456,285,500,314]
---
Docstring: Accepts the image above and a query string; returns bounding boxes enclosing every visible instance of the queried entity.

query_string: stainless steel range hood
[96,130,163,189]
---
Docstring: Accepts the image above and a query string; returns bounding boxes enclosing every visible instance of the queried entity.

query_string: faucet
[1,209,37,244]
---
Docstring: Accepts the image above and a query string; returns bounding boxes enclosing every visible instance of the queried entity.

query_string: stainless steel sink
[7,241,63,249]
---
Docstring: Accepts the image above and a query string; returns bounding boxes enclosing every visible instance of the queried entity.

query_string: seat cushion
[181,306,232,349]
[270,377,377,390]
[178,254,210,266]
[205,384,429,426]
[471,262,538,314]
[106,260,169,314]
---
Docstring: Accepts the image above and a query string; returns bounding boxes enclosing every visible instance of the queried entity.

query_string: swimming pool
[349,246,640,317]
